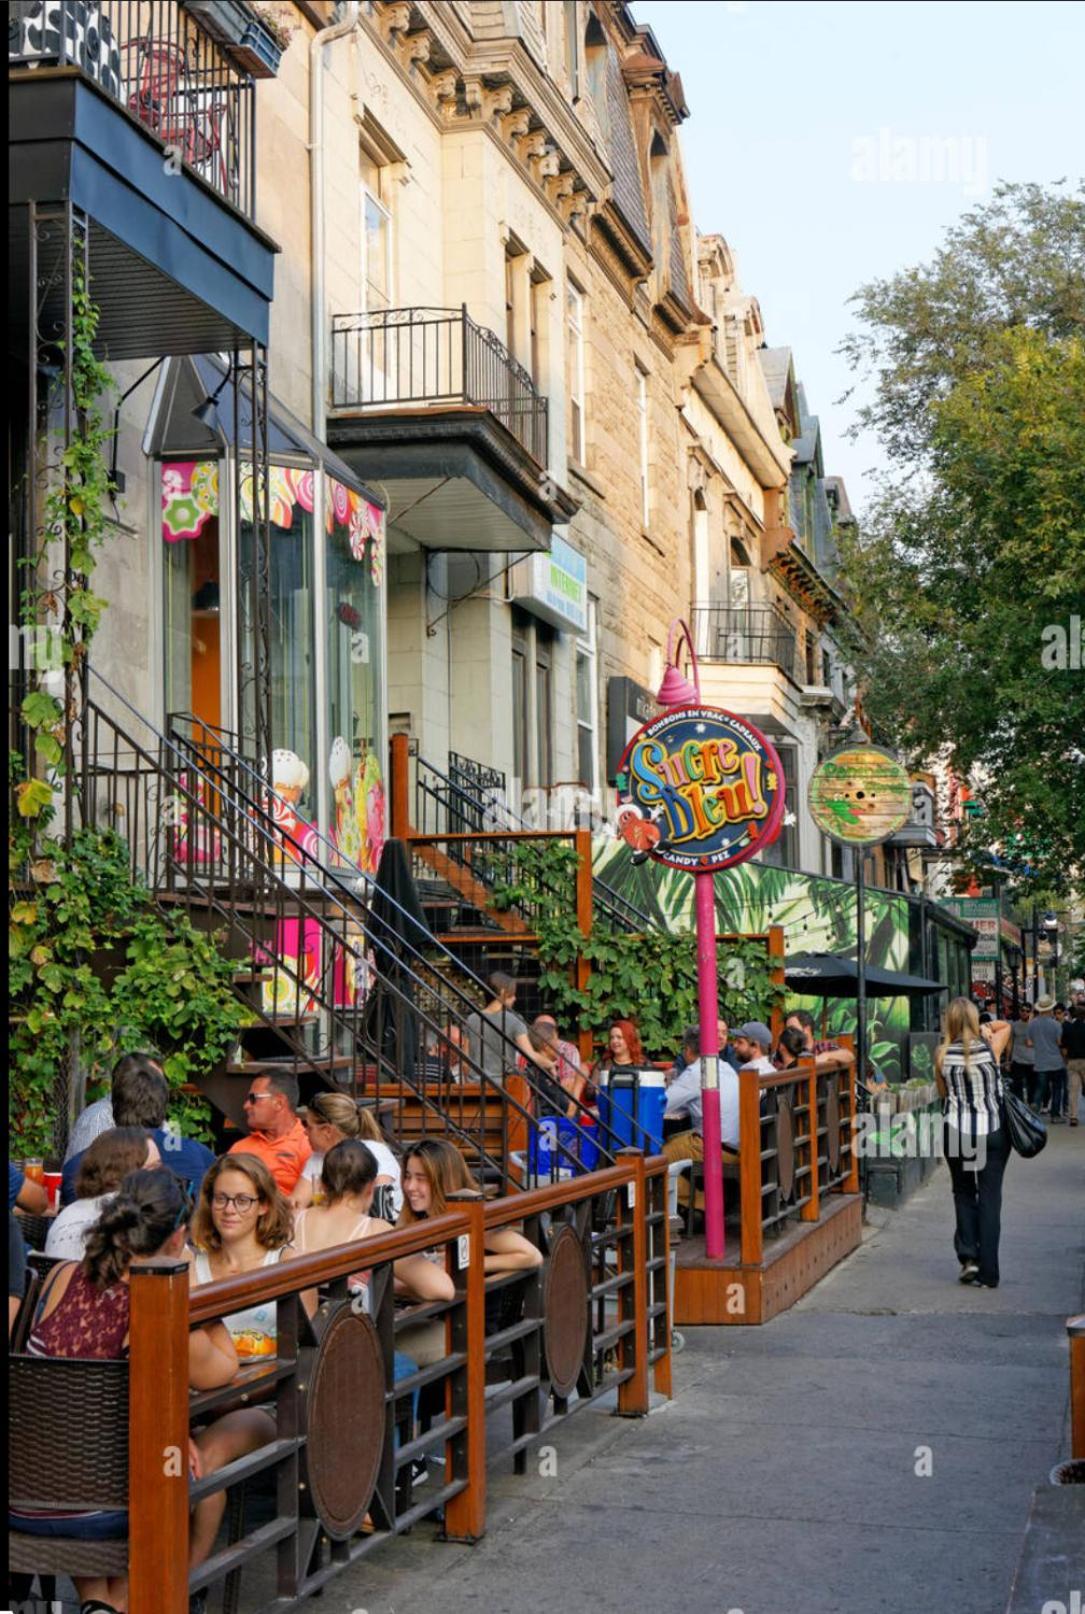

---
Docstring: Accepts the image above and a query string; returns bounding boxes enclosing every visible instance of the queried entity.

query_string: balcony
[9,0,277,359]
[692,603,802,684]
[328,307,577,554]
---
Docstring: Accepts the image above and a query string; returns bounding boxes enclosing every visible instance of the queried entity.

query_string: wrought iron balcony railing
[331,305,550,466]
[691,603,802,684]
[8,0,258,216]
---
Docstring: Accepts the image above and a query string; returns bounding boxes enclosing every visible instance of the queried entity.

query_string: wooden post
[128,1261,191,1614]
[389,731,411,840]
[738,1069,764,1267]
[650,1164,673,1399]
[767,923,786,1044]
[443,1197,487,1542]
[801,1058,820,1223]
[574,828,594,1067]
[1069,1314,1085,1461]
[617,1152,649,1416]
[842,1063,861,1194]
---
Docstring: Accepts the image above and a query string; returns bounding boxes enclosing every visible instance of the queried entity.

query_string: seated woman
[11,1168,238,1614]
[187,1154,294,1576]
[45,1127,160,1261]
[291,1139,453,1317]
[591,1018,645,1096]
[399,1137,543,1277]
[293,1091,402,1219]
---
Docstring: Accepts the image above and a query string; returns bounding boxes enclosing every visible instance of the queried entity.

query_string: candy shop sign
[616,706,785,871]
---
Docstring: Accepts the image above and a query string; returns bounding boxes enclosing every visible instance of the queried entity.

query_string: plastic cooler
[527,1117,584,1176]
[596,1067,667,1153]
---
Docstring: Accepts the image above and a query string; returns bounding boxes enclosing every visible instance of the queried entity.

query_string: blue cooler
[596,1067,667,1153]
[528,1116,583,1176]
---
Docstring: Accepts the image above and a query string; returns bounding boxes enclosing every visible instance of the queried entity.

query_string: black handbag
[1002,1088,1047,1158]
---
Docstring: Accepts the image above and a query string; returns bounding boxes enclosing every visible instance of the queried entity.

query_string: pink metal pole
[695,869,725,1259]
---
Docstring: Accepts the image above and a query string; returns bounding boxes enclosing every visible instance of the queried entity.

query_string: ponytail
[81,1167,188,1291]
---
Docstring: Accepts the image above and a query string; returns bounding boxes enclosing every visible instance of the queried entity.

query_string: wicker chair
[8,1354,130,1589]
[14,1210,51,1253]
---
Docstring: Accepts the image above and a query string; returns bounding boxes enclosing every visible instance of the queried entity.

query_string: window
[530,276,543,387]
[635,362,650,529]
[535,635,553,789]
[511,637,528,786]
[505,250,517,358]
[564,0,579,95]
[360,153,391,312]
[575,598,599,790]
[566,279,585,462]
[759,743,798,870]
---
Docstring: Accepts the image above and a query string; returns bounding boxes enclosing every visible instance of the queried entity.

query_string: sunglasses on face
[243,1090,273,1105]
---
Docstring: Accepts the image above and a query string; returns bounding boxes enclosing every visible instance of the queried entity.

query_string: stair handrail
[81,686,604,1181]
[415,752,653,934]
[84,673,618,1173]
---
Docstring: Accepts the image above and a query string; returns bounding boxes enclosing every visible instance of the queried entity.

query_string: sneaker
[409,1458,429,1487]
[976,1277,1000,1288]
[959,1263,980,1284]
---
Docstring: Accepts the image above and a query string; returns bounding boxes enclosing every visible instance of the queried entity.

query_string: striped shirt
[941,1039,1004,1138]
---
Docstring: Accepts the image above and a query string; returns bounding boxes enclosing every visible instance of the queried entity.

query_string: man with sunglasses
[228,1070,311,1194]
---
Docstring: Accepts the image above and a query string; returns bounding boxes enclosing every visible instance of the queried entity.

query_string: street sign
[808,745,912,847]
[615,704,785,872]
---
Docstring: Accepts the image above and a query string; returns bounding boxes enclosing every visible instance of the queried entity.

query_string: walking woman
[936,996,1013,1288]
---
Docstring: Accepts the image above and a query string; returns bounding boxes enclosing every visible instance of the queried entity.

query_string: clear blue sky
[632,0,1085,515]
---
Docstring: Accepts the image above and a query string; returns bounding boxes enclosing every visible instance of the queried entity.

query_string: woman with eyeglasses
[11,1168,238,1614]
[189,1154,293,1359]
[186,1153,294,1583]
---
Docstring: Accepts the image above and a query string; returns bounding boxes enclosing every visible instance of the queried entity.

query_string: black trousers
[1048,1066,1068,1119]
[1028,1068,1056,1111]
[945,1124,1010,1284]
[1007,1062,1031,1101]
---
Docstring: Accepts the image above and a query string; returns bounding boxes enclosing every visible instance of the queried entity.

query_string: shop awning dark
[784,953,947,999]
[9,75,276,359]
[147,356,387,510]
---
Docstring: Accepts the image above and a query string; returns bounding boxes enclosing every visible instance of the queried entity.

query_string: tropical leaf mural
[592,839,956,1083]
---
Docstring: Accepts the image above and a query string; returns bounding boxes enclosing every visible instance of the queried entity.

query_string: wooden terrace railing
[10,1156,670,1614]
[738,1052,859,1268]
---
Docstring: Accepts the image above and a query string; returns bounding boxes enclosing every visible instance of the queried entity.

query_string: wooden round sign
[808,745,911,847]
[543,1224,590,1397]
[303,1303,386,1539]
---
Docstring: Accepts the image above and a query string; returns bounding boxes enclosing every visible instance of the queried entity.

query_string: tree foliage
[837,182,1085,893]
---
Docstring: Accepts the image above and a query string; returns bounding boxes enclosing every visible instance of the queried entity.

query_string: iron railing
[8,0,258,216]
[413,753,653,936]
[691,602,802,684]
[330,305,550,465]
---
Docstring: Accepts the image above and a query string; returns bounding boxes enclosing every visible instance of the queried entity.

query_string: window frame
[635,361,650,530]
[566,278,586,463]
[575,597,600,793]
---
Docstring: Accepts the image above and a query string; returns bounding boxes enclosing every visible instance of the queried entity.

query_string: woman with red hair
[589,1019,645,1094]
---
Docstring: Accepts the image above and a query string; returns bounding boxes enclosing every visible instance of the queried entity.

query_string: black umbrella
[783,952,946,999]
[363,838,433,1079]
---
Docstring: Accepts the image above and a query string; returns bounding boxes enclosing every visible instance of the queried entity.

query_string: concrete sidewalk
[329,1126,1084,1614]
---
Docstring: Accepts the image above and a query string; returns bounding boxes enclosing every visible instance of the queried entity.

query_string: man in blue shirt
[61,1054,213,1205]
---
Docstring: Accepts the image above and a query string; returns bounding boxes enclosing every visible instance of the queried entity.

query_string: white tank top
[193,1247,283,1359]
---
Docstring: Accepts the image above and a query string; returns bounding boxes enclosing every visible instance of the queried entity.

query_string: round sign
[808,745,911,846]
[615,705,785,872]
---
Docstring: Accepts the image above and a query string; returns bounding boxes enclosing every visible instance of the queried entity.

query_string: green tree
[838,182,1085,893]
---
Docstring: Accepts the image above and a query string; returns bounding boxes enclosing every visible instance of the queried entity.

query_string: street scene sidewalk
[333,1130,1085,1614]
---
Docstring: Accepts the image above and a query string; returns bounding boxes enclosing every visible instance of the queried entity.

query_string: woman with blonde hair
[293,1091,401,1216]
[936,996,1013,1288]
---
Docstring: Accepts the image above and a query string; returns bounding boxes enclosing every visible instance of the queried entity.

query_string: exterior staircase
[77,673,618,1188]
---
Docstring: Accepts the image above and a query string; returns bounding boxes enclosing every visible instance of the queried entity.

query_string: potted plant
[227,2,296,77]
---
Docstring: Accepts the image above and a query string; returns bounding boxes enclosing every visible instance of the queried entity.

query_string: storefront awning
[146,356,385,510]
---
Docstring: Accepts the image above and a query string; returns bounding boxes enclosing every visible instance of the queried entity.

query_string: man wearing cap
[1027,997,1066,1119]
[661,1026,741,1212]
[732,1021,777,1077]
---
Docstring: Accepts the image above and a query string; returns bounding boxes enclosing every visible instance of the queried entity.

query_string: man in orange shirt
[229,1071,311,1195]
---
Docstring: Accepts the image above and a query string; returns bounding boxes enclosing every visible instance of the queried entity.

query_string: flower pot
[227,18,284,77]
[185,0,251,46]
